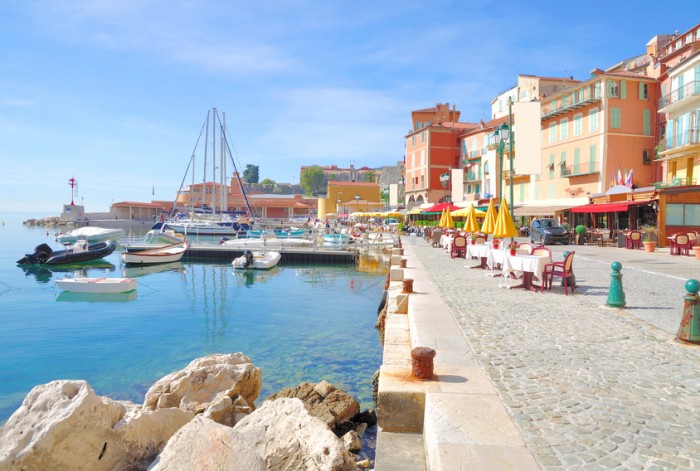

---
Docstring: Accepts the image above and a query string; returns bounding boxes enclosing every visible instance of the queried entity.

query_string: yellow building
[318,182,382,218]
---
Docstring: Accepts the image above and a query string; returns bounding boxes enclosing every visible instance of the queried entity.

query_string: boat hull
[56,227,124,244]
[232,250,281,270]
[17,241,117,266]
[55,277,137,293]
[121,242,188,265]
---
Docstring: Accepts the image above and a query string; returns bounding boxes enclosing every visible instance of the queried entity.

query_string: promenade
[381,236,700,470]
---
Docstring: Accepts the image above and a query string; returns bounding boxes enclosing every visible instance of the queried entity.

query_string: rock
[0,380,192,471]
[143,353,261,426]
[265,380,359,432]
[342,430,363,453]
[148,416,264,471]
[356,458,372,469]
[353,408,377,427]
[354,422,368,437]
[234,398,356,471]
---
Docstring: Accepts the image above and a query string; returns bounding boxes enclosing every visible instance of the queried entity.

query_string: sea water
[0,213,386,422]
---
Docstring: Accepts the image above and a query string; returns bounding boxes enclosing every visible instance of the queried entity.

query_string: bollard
[605,261,626,308]
[400,258,407,268]
[411,347,436,380]
[402,278,414,293]
[677,279,700,345]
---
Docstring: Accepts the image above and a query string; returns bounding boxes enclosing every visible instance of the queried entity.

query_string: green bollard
[677,279,700,345]
[605,261,626,308]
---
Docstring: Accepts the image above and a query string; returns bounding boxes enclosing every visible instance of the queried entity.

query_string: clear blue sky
[1,1,698,213]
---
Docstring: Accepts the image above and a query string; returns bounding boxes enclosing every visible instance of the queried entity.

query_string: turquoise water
[0,213,385,421]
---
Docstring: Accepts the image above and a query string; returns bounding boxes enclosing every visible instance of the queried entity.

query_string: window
[420,150,425,166]
[666,204,700,226]
[589,108,598,132]
[620,80,627,99]
[573,114,582,136]
[573,148,580,174]
[611,108,621,129]
[420,131,426,143]
[589,144,597,173]
[420,175,424,189]
[695,66,700,94]
[519,183,525,202]
[549,122,556,143]
[639,83,649,100]
[607,80,619,98]
[677,75,685,100]
[411,135,415,146]
[548,154,555,179]
[643,110,651,136]
[547,184,554,199]
[560,118,569,139]
[594,82,601,98]
[560,151,567,176]
[535,186,540,199]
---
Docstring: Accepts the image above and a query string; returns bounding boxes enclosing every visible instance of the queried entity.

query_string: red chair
[531,246,552,262]
[518,242,534,253]
[542,251,576,295]
[673,233,691,256]
[625,231,642,249]
[451,235,467,258]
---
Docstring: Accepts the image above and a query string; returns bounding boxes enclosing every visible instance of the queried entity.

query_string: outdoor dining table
[466,242,491,269]
[488,247,530,276]
[500,254,550,291]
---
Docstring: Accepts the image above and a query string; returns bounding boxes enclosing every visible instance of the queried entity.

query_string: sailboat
[162,108,255,237]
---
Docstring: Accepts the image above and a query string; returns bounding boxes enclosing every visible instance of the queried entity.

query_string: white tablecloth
[501,254,550,281]
[466,242,491,260]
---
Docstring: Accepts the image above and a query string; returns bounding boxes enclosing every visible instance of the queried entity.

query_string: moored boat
[55,227,124,244]
[55,277,137,293]
[17,241,117,266]
[232,250,281,270]
[121,241,189,265]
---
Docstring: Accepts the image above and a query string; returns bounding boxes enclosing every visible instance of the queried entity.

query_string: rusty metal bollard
[402,278,414,293]
[411,347,436,380]
[677,279,700,345]
[400,258,407,268]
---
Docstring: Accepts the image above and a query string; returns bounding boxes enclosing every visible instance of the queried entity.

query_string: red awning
[571,201,649,213]
[421,203,461,213]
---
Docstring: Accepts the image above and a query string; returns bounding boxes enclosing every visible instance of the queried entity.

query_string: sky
[1,1,699,213]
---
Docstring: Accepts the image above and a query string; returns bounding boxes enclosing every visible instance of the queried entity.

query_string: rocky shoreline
[0,353,377,471]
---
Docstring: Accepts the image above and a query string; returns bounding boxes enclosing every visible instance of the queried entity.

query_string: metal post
[508,98,514,218]
[677,279,700,344]
[605,261,626,308]
[497,143,503,205]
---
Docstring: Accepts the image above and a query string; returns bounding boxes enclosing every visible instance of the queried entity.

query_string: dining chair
[530,246,552,263]
[518,242,534,253]
[687,231,697,247]
[475,236,486,244]
[674,233,691,256]
[626,230,642,249]
[542,251,576,295]
[451,235,467,258]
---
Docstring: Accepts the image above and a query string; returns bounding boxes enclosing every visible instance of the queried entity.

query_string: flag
[625,168,634,187]
[617,164,624,185]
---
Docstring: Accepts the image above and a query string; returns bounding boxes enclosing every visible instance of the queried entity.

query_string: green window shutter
[549,154,555,179]
[695,66,700,94]
[589,108,598,132]
[547,184,554,199]
[535,186,540,199]
[620,80,626,99]
[678,75,685,100]
[643,109,651,136]
[594,82,601,98]
[639,82,646,100]
[574,114,582,136]
[589,144,597,173]
[611,108,621,128]
[519,183,525,202]
[549,123,556,143]
[573,148,580,174]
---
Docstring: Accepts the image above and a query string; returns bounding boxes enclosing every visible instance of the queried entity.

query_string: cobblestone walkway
[410,238,700,470]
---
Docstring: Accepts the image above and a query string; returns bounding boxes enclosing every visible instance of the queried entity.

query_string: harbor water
[0,212,386,423]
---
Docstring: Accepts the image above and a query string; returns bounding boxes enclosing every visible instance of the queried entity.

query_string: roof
[113,201,166,208]
[327,181,378,187]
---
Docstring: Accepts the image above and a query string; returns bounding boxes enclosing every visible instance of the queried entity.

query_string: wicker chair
[531,246,552,263]
[542,251,576,295]
[518,242,534,253]
[673,233,691,256]
[451,235,467,258]
[625,230,642,249]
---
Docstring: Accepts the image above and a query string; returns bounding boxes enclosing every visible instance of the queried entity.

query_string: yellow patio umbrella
[462,204,480,233]
[438,208,447,228]
[481,198,497,234]
[493,199,518,239]
[443,208,456,229]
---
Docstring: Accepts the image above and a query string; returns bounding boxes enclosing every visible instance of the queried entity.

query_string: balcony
[561,161,600,177]
[658,80,700,112]
[653,178,698,189]
[658,129,700,156]
[541,86,602,118]
[463,172,482,183]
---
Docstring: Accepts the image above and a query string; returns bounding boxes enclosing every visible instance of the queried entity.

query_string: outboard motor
[219,237,230,246]
[244,250,254,268]
[17,243,53,264]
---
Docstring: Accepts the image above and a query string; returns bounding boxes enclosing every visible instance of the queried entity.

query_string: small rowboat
[121,241,189,265]
[55,277,137,293]
[232,250,281,270]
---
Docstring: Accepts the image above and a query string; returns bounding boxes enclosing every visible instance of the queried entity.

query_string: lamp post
[440,172,450,202]
[355,194,360,213]
[384,187,389,210]
[337,192,342,216]
[492,98,515,228]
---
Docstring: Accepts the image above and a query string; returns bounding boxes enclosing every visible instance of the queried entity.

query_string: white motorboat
[232,250,281,270]
[120,241,189,265]
[220,236,314,249]
[55,226,124,244]
[55,277,137,293]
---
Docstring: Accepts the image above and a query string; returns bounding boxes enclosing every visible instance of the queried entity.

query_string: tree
[243,164,259,183]
[260,178,276,185]
[301,165,327,196]
[363,170,377,183]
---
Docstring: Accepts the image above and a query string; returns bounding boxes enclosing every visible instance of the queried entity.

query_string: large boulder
[264,380,359,432]
[233,398,356,471]
[0,380,192,471]
[143,353,261,426]
[148,416,264,471]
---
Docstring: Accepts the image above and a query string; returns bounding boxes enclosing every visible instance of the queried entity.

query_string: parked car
[384,218,399,227]
[529,218,569,245]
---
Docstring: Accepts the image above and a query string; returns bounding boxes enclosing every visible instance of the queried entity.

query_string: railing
[659,80,700,109]
[653,178,698,189]
[663,129,700,152]
[463,172,481,182]
[561,160,600,177]
[541,84,601,117]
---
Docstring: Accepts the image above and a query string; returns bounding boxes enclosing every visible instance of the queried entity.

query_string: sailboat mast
[211,107,217,213]
[202,109,210,215]
[221,112,227,213]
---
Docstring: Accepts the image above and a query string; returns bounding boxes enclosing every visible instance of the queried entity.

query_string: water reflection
[18,261,117,284]
[121,261,186,278]
[56,290,138,303]
[232,266,281,288]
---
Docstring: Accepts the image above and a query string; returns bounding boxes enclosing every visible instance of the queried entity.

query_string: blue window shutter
[667,120,674,147]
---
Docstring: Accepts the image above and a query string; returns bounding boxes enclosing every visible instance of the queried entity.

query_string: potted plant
[508,240,518,256]
[575,225,586,245]
[641,225,657,252]
[470,233,478,245]
[492,239,500,249]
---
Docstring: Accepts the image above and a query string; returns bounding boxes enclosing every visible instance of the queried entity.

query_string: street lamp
[492,98,515,226]
[337,192,342,216]
[384,187,389,210]
[355,194,360,213]
[439,172,450,202]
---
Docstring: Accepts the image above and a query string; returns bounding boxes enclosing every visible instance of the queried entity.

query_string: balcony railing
[659,80,700,109]
[653,178,698,189]
[541,85,602,118]
[663,129,700,153]
[561,160,600,177]
[463,172,481,182]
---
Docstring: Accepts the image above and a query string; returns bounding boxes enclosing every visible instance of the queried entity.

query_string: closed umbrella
[493,199,517,239]
[462,204,480,233]
[437,208,446,228]
[481,198,497,235]
[444,208,456,229]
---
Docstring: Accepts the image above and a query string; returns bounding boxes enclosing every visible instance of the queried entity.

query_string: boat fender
[377,290,388,315]
[351,226,363,238]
